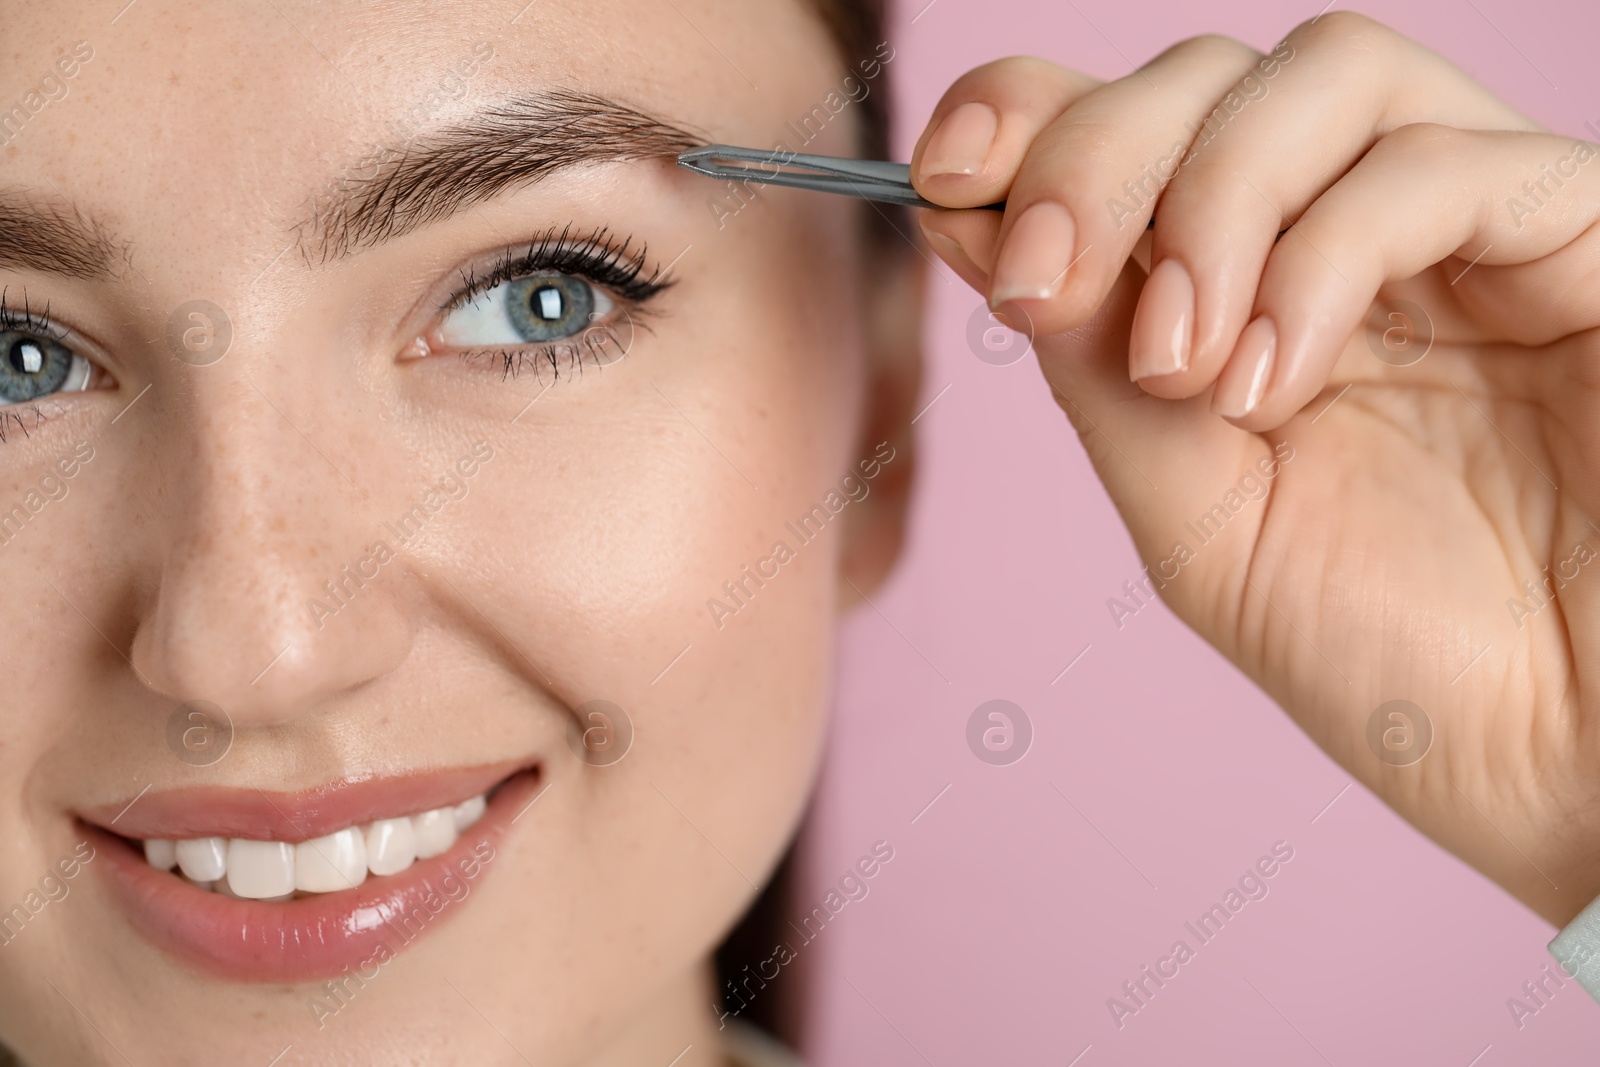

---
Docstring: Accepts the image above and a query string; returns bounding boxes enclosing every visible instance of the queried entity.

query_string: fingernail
[989,201,1075,307]
[923,229,981,279]
[1212,316,1277,418]
[1128,259,1194,381]
[921,102,1000,178]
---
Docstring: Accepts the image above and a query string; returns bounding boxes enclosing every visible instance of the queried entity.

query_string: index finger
[910,57,1099,209]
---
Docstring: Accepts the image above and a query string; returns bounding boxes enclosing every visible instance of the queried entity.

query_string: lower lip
[88,769,540,984]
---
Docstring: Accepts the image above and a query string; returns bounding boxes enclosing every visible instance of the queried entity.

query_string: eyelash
[0,288,71,344]
[440,225,672,383]
[0,404,51,445]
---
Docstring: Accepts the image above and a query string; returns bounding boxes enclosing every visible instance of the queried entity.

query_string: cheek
[391,192,866,1039]
[445,269,859,761]
[444,193,864,747]
[438,198,864,851]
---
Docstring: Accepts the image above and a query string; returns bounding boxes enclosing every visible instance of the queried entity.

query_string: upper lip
[78,757,537,841]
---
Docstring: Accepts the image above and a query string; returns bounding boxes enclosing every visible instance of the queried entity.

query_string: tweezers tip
[676,144,729,164]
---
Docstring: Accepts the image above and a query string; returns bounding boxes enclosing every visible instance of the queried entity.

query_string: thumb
[1040,257,1293,626]
[921,208,1277,617]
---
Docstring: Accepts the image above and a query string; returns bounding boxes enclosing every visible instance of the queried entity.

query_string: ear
[838,240,925,609]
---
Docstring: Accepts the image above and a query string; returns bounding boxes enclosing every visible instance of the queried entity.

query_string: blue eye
[438,273,616,348]
[0,330,89,406]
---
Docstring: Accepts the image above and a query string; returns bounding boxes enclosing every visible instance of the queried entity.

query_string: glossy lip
[86,765,540,983]
[80,758,534,841]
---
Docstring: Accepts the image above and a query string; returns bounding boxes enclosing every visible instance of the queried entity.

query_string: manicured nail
[1212,316,1277,418]
[1128,259,1194,381]
[988,201,1075,307]
[920,102,1000,178]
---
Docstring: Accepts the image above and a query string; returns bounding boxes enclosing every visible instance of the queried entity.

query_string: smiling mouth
[134,789,493,900]
[128,780,492,895]
[79,760,541,982]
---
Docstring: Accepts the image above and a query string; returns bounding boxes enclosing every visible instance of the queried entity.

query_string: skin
[3,2,1592,1063]
[0,1,919,1065]
[916,15,1600,926]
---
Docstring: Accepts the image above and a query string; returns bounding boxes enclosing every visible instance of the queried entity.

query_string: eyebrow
[0,191,120,279]
[303,89,702,262]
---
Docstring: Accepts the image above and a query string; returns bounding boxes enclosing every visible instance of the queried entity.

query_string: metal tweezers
[677,144,1005,211]
[677,144,1160,233]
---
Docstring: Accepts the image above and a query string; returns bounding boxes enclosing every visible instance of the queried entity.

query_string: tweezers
[677,144,1159,232]
[677,144,1004,211]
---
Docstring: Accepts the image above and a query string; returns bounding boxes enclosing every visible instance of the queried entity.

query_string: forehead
[0,0,842,251]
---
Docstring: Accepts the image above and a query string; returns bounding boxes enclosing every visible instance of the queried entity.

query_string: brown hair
[806,0,907,251]
[808,0,895,160]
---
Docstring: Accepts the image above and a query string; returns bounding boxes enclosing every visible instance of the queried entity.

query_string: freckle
[271,515,288,533]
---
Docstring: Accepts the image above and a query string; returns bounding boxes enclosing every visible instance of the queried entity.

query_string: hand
[911,12,1600,925]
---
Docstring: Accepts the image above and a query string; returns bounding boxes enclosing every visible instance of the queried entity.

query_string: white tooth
[183,877,216,893]
[295,828,368,893]
[364,818,416,877]
[411,807,457,859]
[225,839,295,899]
[175,837,227,882]
[143,839,178,871]
[453,795,486,832]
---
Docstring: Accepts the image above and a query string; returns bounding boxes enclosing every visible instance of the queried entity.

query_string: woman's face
[0,1,917,1063]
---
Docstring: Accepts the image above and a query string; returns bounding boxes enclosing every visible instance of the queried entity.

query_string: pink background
[798,0,1600,1064]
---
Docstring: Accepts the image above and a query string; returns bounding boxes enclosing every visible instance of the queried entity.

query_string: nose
[128,369,415,726]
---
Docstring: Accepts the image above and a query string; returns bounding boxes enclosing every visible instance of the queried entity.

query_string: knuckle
[954,54,1083,95]
[1290,10,1395,53]
[1163,33,1260,66]
[1373,121,1463,158]
[1049,388,1096,439]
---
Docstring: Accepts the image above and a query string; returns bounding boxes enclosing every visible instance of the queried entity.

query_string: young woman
[0,0,1595,1063]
